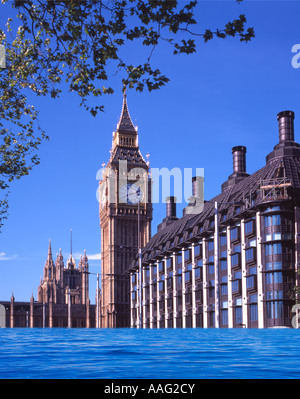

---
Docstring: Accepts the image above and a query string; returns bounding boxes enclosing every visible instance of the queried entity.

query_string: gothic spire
[116,91,137,134]
[47,238,53,262]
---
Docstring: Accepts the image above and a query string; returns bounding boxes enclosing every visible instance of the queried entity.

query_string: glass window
[272,214,281,226]
[266,272,283,284]
[221,250,227,258]
[249,239,256,247]
[234,244,241,253]
[265,243,282,256]
[221,260,227,270]
[265,234,272,242]
[235,297,242,306]
[222,310,228,326]
[184,271,191,283]
[245,220,254,234]
[274,243,282,254]
[195,268,201,279]
[250,294,257,302]
[184,249,191,260]
[273,232,281,240]
[264,216,271,227]
[274,261,282,270]
[222,301,228,309]
[232,280,240,293]
[235,271,242,279]
[249,266,257,275]
[267,295,283,319]
[208,265,214,274]
[246,247,255,262]
[194,244,201,256]
[166,257,172,268]
[246,275,256,289]
[208,241,214,251]
[250,298,258,322]
[231,253,239,266]
[220,235,227,246]
[221,284,228,296]
[235,306,242,324]
[231,228,238,241]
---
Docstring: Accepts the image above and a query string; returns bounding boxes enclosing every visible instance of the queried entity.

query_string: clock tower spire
[99,94,152,328]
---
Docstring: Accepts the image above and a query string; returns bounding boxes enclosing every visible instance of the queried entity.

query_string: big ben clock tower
[99,92,152,328]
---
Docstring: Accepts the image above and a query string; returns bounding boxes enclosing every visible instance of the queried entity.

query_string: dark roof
[109,146,147,167]
[117,94,137,134]
[135,145,300,265]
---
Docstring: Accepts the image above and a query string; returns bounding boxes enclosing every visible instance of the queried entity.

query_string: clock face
[120,183,143,205]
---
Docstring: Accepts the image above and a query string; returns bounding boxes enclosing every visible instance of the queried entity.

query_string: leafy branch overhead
[0,0,254,229]
[1,0,254,115]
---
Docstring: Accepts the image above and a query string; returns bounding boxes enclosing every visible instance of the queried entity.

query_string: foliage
[0,0,255,229]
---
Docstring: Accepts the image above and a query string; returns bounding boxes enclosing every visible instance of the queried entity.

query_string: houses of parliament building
[1,95,300,329]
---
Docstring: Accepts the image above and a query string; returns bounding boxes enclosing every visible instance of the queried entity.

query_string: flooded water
[0,328,299,379]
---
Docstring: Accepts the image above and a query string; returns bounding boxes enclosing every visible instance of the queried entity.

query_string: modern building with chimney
[129,110,300,329]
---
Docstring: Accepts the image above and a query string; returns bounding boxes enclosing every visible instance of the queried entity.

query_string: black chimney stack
[221,146,249,192]
[232,146,247,174]
[192,176,204,198]
[166,196,176,218]
[277,110,295,143]
[266,110,300,164]
[157,196,178,232]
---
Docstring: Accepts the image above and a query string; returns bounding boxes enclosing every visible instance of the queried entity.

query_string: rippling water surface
[0,328,299,379]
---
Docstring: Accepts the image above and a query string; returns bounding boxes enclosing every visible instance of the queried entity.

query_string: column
[182,248,186,328]
[294,207,300,327]
[130,272,134,328]
[86,300,90,328]
[156,261,160,329]
[137,268,141,329]
[172,252,177,328]
[10,293,14,328]
[241,219,248,327]
[149,264,154,329]
[164,257,168,329]
[214,202,220,328]
[49,295,53,328]
[142,267,147,328]
[202,238,208,328]
[256,211,265,328]
[30,294,34,328]
[227,226,233,328]
[191,243,197,328]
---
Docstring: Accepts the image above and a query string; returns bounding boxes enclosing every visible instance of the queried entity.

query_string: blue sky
[1,0,300,303]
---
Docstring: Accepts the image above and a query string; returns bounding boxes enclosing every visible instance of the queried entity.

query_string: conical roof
[116,92,137,133]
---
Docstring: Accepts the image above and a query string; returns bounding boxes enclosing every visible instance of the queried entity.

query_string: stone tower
[37,239,89,306]
[99,93,152,328]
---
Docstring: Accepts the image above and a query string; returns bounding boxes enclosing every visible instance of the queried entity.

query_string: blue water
[0,328,299,379]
